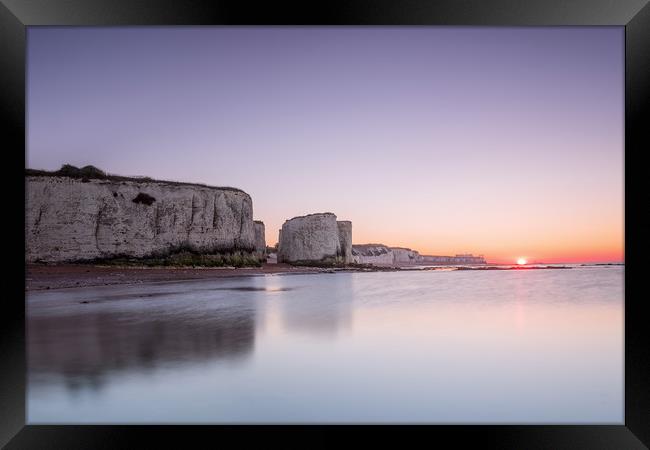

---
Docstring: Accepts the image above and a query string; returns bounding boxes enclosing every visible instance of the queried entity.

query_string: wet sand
[25,263,330,291]
[25,263,576,291]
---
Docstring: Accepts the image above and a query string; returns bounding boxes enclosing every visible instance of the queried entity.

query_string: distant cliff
[352,244,485,266]
[391,247,420,264]
[277,213,352,264]
[351,244,395,265]
[26,166,256,263]
[419,254,486,264]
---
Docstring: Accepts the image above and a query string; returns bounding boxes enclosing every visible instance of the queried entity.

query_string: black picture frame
[2,0,648,448]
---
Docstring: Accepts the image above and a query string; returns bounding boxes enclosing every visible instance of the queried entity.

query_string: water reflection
[28,283,258,392]
[27,274,356,393]
[278,274,353,336]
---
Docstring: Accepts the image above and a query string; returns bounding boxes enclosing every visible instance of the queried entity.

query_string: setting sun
[517,258,527,265]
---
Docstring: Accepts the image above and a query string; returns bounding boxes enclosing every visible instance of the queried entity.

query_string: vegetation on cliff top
[26,164,248,195]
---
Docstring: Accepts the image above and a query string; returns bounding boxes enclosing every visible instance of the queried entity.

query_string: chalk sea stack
[277,213,352,265]
[254,220,266,262]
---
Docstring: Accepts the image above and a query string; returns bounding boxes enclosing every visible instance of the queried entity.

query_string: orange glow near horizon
[346,218,624,264]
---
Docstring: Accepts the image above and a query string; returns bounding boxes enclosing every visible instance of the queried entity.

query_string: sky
[27,27,624,264]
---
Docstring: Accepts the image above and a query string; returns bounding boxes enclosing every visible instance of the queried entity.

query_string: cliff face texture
[391,247,420,264]
[351,244,395,266]
[254,221,266,260]
[277,213,352,264]
[26,176,256,263]
[337,221,352,264]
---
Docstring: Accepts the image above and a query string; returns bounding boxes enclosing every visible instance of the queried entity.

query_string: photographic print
[25,26,624,424]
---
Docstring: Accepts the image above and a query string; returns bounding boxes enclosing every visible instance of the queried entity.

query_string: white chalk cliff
[351,244,395,265]
[26,175,256,263]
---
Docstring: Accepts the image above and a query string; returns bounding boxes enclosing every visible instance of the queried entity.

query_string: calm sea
[27,265,623,423]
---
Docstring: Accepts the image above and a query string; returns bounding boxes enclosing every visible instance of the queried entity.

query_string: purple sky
[27,27,624,262]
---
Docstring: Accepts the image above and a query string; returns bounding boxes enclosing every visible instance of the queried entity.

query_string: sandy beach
[25,263,332,291]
